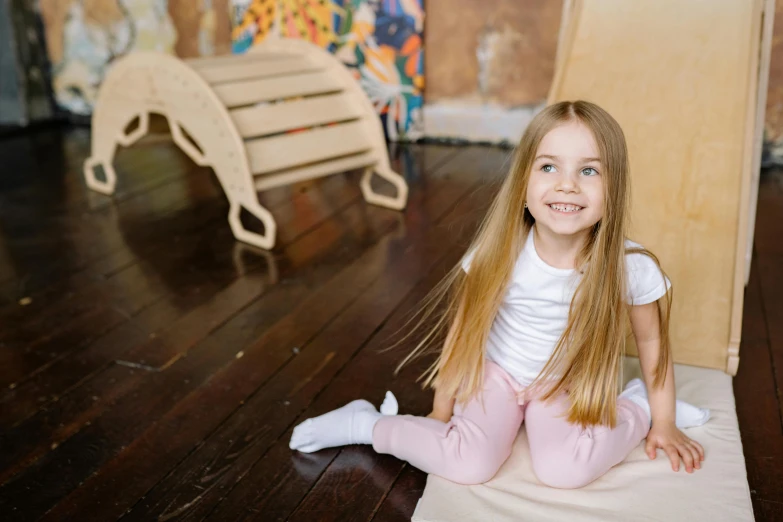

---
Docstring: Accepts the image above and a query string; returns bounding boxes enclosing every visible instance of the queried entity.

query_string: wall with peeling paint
[426,0,560,106]
[422,0,560,143]
[424,0,783,158]
[39,0,232,116]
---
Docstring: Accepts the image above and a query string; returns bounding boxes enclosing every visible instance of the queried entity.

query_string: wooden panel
[550,0,762,372]
[212,71,344,108]
[193,55,325,84]
[245,120,372,175]
[254,151,376,191]
[230,92,365,138]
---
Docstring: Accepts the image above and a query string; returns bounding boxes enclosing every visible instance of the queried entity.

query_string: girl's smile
[526,121,604,240]
[547,202,584,214]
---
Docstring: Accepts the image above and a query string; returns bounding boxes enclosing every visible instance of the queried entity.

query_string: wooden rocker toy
[83,38,409,250]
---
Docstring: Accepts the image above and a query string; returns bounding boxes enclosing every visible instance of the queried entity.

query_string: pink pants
[373,361,650,488]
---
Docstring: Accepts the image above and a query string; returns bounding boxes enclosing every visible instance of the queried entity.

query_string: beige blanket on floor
[412,359,754,522]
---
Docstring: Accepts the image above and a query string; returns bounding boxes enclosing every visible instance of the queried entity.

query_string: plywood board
[549,0,763,373]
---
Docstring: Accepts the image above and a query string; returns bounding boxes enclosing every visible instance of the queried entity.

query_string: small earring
[523,202,528,209]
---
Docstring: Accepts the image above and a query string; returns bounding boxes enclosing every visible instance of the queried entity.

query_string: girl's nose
[556,174,579,193]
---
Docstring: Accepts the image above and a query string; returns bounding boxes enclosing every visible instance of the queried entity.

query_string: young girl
[289,101,710,488]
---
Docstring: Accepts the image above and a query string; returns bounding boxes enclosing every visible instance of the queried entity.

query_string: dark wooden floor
[0,125,780,522]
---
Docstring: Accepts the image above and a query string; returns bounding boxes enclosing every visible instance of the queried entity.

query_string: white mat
[412,359,754,522]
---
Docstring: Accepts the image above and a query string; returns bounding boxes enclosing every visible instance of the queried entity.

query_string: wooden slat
[245,120,372,175]
[194,55,325,84]
[231,92,365,138]
[212,71,344,108]
[184,51,297,70]
[254,152,376,192]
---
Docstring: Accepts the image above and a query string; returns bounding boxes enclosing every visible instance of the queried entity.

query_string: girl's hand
[645,422,705,473]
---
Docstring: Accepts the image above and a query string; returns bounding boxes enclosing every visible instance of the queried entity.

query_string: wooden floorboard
[370,464,428,522]
[39,148,475,522]
[0,123,781,521]
[734,167,783,519]
[0,146,463,520]
[198,152,507,522]
[0,166,367,429]
[98,185,481,522]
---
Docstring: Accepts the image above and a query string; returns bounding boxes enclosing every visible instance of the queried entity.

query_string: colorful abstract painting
[231,0,424,141]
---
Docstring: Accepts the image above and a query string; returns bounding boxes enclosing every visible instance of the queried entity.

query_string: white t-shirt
[461,228,671,386]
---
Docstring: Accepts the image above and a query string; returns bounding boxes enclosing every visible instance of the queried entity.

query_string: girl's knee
[442,457,504,485]
[531,452,597,489]
[440,446,511,485]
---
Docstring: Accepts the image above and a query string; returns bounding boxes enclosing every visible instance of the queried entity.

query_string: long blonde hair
[397,101,672,428]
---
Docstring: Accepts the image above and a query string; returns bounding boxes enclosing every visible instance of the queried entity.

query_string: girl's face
[526,121,605,238]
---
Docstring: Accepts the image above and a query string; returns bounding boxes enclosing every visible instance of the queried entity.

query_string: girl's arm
[429,386,456,422]
[630,301,676,425]
[629,301,704,473]
[427,295,465,422]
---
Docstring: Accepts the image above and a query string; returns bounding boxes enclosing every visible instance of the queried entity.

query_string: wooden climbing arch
[84,38,408,250]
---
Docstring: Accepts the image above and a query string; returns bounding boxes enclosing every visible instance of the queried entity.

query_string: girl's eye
[542,164,556,173]
[581,167,599,176]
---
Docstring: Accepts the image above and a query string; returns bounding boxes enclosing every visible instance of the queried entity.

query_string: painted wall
[39,0,231,116]
[421,0,560,143]
[33,0,783,151]
[230,0,424,141]
[426,0,559,107]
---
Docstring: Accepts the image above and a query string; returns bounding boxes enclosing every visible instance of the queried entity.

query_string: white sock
[619,378,711,429]
[289,391,399,453]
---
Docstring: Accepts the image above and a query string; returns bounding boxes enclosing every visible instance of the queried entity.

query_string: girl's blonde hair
[397,100,672,428]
